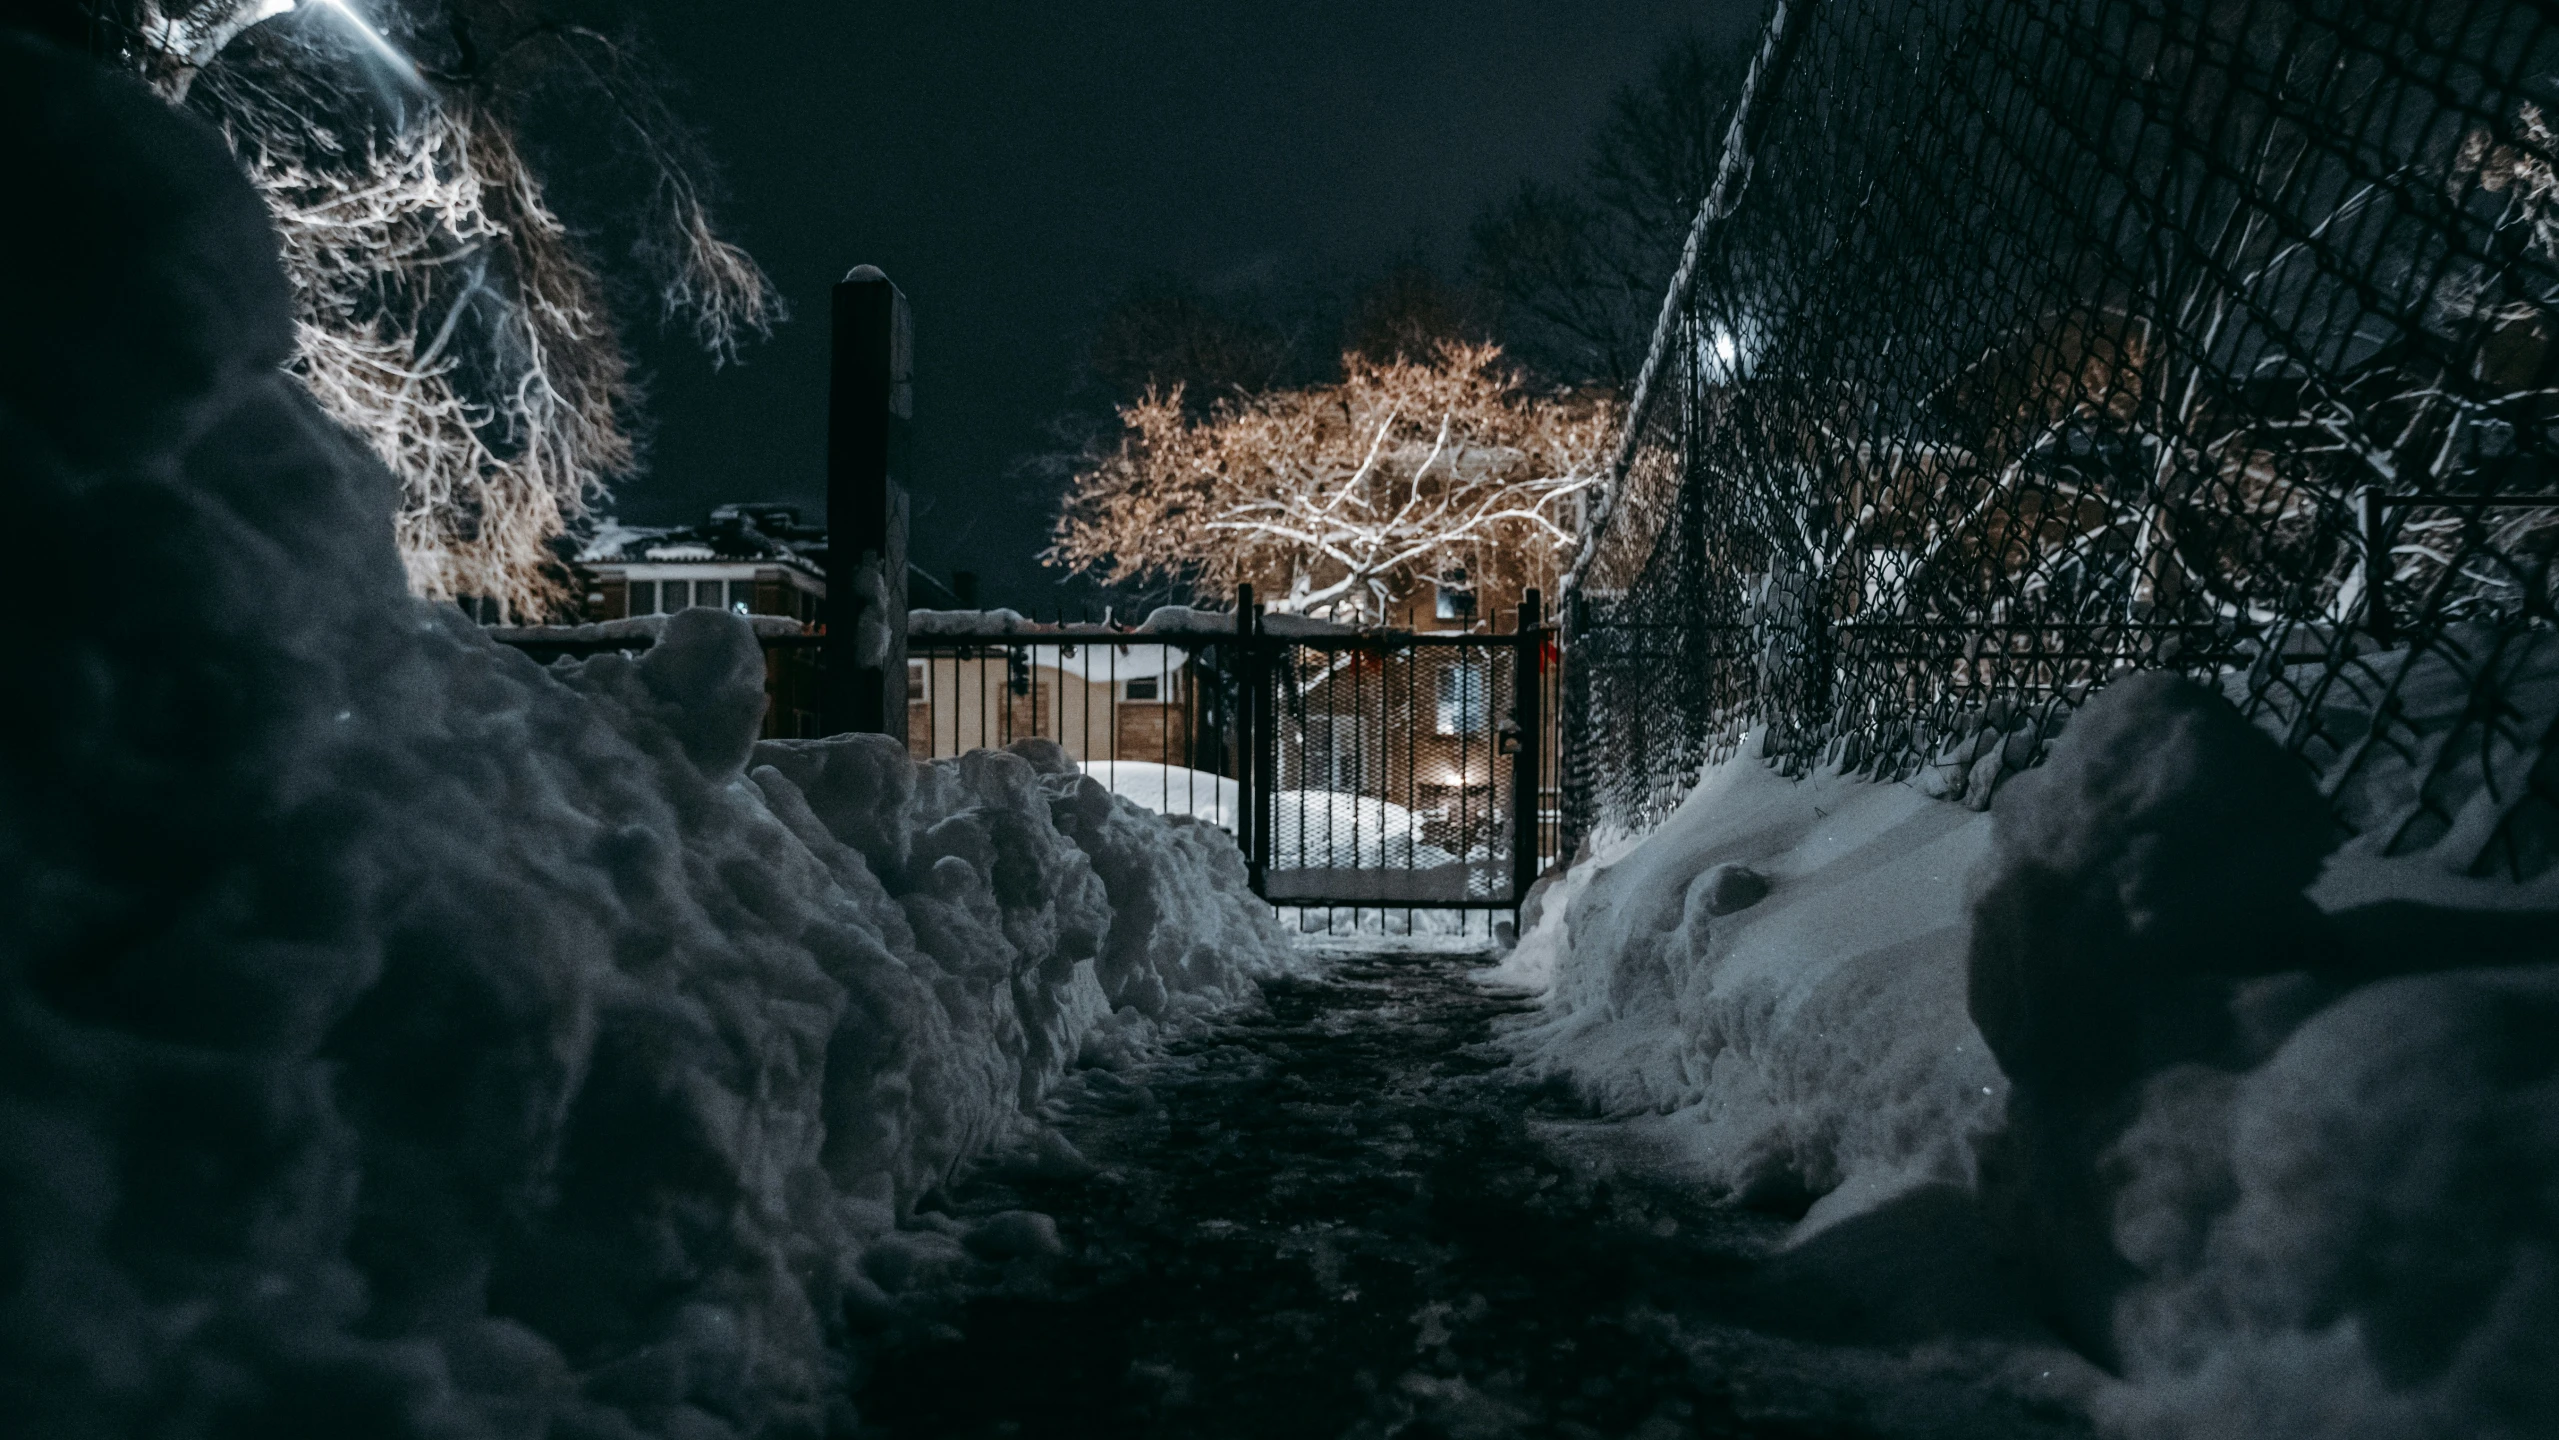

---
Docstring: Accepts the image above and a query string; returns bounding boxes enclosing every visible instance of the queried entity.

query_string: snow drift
[1504,674,2558,1435]
[0,36,1298,1440]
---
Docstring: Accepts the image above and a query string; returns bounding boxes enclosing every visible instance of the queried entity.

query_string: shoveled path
[852,953,2092,1440]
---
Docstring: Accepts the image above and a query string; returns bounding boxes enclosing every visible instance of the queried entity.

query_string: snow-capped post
[1512,588,1545,904]
[823,265,912,741]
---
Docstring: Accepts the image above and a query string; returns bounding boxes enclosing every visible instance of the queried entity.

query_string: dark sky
[616,1,1758,608]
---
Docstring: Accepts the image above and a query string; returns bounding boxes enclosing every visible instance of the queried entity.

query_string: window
[1434,583,1476,622]
[907,661,927,703]
[1436,661,1488,734]
[629,580,657,616]
[729,579,756,614]
[1124,676,1160,701]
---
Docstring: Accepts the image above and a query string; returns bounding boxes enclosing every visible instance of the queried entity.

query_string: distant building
[906,642,1202,767]
[573,502,828,623]
[573,503,829,738]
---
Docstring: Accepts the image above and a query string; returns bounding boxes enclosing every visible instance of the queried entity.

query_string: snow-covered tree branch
[1048,343,1618,624]
[94,0,787,619]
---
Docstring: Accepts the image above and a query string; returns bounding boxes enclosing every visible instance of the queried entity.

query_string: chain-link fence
[1563,0,2559,880]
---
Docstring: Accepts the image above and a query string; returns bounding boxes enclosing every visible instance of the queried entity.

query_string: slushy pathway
[853,953,2090,1440]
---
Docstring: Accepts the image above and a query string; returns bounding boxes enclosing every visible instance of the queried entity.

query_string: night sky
[615,1,1756,608]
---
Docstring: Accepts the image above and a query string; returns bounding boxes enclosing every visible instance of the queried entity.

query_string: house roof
[576,503,829,575]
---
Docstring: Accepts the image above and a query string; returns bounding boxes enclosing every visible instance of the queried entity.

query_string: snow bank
[907,606,1036,635]
[1083,759,1241,827]
[1078,761,1461,870]
[489,612,811,644]
[0,38,1299,1440]
[1132,604,1359,637]
[1506,667,2559,1435]
[1496,741,2006,1220]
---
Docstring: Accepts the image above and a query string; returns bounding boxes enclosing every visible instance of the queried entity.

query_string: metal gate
[902,587,1561,915]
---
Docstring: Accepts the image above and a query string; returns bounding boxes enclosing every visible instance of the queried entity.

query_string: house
[906,638,1208,769]
[573,503,829,625]
[573,503,828,738]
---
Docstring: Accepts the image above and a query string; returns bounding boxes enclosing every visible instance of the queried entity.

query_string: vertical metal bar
[2360,488,2393,647]
[1255,608,1277,899]
[1235,585,1263,895]
[1513,589,1544,907]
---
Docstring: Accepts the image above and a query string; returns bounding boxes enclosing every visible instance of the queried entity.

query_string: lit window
[1436,661,1487,734]
[1435,583,1476,622]
[1125,676,1160,701]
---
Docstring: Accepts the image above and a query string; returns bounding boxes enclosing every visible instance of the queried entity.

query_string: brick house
[573,503,828,737]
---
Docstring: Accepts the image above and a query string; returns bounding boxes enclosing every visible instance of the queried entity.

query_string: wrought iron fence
[1563,0,2559,880]
[491,591,1564,932]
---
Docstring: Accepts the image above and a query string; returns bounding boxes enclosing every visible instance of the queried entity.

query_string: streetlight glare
[306,0,427,91]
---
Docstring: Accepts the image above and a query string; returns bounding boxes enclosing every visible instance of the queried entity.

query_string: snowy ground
[1493,679,2559,1440]
[853,953,2093,1440]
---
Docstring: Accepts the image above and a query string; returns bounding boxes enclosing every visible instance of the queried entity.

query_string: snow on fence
[1564,0,2559,879]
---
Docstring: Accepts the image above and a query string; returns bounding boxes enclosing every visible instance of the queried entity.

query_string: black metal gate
[899,586,1561,915]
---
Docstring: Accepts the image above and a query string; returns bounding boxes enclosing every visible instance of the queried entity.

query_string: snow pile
[489,612,810,644]
[1133,604,1360,637]
[0,38,1299,1440]
[1493,739,2006,1220]
[1083,759,1244,825]
[1505,666,2558,1435]
[907,606,1036,635]
[2002,678,2559,1438]
[1079,761,1463,871]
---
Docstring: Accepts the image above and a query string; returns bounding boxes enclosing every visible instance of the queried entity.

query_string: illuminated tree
[1049,343,1616,624]
[80,0,783,618]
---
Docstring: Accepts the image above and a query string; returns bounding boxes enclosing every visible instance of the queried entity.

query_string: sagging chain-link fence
[1562,0,2559,880]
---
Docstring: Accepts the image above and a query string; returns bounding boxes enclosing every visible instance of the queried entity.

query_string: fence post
[2359,488,2393,647]
[1558,587,1591,863]
[821,265,911,741]
[1512,588,1545,906]
[1234,583,1264,896]
[1253,597,1277,897]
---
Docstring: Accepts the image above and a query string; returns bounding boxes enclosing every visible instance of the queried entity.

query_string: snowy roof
[575,503,828,575]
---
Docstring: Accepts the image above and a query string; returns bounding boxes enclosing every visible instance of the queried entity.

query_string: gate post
[1252,596,1277,897]
[1234,583,1265,896]
[1512,589,1545,904]
[822,265,911,741]
[1558,587,1592,862]
[2358,487,2393,646]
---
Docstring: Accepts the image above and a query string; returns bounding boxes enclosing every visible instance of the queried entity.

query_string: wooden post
[1512,588,1545,905]
[822,265,912,740]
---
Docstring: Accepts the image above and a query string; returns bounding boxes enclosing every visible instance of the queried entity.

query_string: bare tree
[1049,343,1617,623]
[1471,31,1751,390]
[88,0,784,619]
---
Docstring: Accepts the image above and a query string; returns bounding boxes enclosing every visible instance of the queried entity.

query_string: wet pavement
[852,953,2093,1440]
